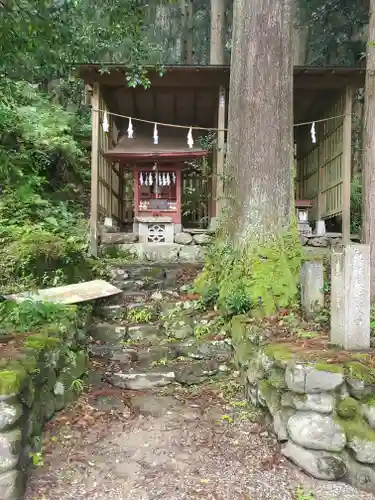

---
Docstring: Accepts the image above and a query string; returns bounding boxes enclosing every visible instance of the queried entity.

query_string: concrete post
[330,244,370,350]
[300,261,324,316]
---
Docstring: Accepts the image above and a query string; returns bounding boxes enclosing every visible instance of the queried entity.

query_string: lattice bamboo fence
[297,92,344,220]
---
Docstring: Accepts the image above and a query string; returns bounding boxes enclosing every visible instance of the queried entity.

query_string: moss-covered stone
[267,367,287,389]
[234,341,257,369]
[24,334,61,353]
[315,362,345,374]
[230,315,249,345]
[263,344,293,366]
[337,414,375,442]
[337,397,360,419]
[258,380,281,416]
[344,362,375,385]
[0,370,25,396]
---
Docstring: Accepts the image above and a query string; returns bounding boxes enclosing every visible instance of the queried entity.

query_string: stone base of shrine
[133,216,178,244]
[103,243,206,263]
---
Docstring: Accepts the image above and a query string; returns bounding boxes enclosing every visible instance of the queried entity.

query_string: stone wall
[300,233,343,247]
[0,307,91,500]
[231,315,375,493]
[99,228,213,263]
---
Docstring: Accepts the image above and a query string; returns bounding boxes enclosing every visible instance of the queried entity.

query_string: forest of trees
[0,0,373,299]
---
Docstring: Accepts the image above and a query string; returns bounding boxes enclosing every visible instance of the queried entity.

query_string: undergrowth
[0,299,76,335]
[194,229,303,317]
[0,79,91,294]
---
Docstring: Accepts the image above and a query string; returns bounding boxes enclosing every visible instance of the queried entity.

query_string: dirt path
[23,265,375,500]
[25,380,375,500]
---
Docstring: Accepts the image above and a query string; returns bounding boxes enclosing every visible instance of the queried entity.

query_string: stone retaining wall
[0,307,91,500]
[99,229,213,263]
[231,315,375,493]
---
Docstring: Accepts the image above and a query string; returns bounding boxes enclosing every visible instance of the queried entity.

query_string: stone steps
[88,262,233,394]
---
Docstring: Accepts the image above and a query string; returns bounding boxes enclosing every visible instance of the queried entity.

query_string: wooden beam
[342,86,353,245]
[215,86,226,218]
[89,83,100,257]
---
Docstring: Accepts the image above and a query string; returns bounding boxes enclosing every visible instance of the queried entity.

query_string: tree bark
[362,0,375,300]
[223,0,293,245]
[210,0,226,64]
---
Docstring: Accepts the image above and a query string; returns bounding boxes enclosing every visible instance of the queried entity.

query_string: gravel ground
[24,383,375,500]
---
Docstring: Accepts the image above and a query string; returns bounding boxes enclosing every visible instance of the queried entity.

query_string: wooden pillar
[215,86,226,218]
[317,138,323,221]
[119,165,125,230]
[109,161,113,219]
[342,86,353,245]
[89,83,100,257]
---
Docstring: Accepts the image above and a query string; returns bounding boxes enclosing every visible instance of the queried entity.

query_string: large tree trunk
[224,0,293,244]
[362,0,375,300]
[210,0,226,64]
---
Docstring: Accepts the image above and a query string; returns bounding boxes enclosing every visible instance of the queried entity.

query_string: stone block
[174,232,193,245]
[331,244,370,350]
[90,323,127,343]
[287,411,346,452]
[174,360,218,385]
[0,401,22,432]
[300,261,324,316]
[0,429,21,473]
[142,243,179,262]
[348,437,375,464]
[0,470,23,500]
[285,363,344,394]
[344,450,375,492]
[179,245,205,263]
[273,408,295,441]
[137,219,174,244]
[362,404,375,429]
[281,391,334,414]
[281,440,346,481]
[193,233,212,245]
[101,232,138,245]
[110,371,175,390]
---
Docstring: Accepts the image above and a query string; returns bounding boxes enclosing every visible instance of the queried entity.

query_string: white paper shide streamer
[187,127,194,149]
[102,111,109,133]
[127,118,134,139]
[153,123,159,145]
[311,122,316,144]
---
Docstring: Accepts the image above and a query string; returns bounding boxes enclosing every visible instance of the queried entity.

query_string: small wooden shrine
[79,64,365,256]
[105,128,207,243]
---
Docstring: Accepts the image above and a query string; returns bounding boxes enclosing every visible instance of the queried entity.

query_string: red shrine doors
[133,163,182,225]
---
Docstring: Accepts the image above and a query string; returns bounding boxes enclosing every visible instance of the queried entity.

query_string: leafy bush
[0,299,76,335]
[0,79,90,293]
[195,231,303,317]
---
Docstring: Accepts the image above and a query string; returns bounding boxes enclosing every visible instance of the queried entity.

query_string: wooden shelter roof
[78,64,365,89]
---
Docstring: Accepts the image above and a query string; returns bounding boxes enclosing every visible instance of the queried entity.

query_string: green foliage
[195,229,303,317]
[127,308,153,324]
[297,0,367,65]
[0,299,75,335]
[70,378,85,395]
[0,1,159,82]
[0,79,90,293]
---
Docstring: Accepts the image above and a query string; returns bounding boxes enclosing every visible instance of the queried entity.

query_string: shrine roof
[103,132,207,161]
[78,64,365,89]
